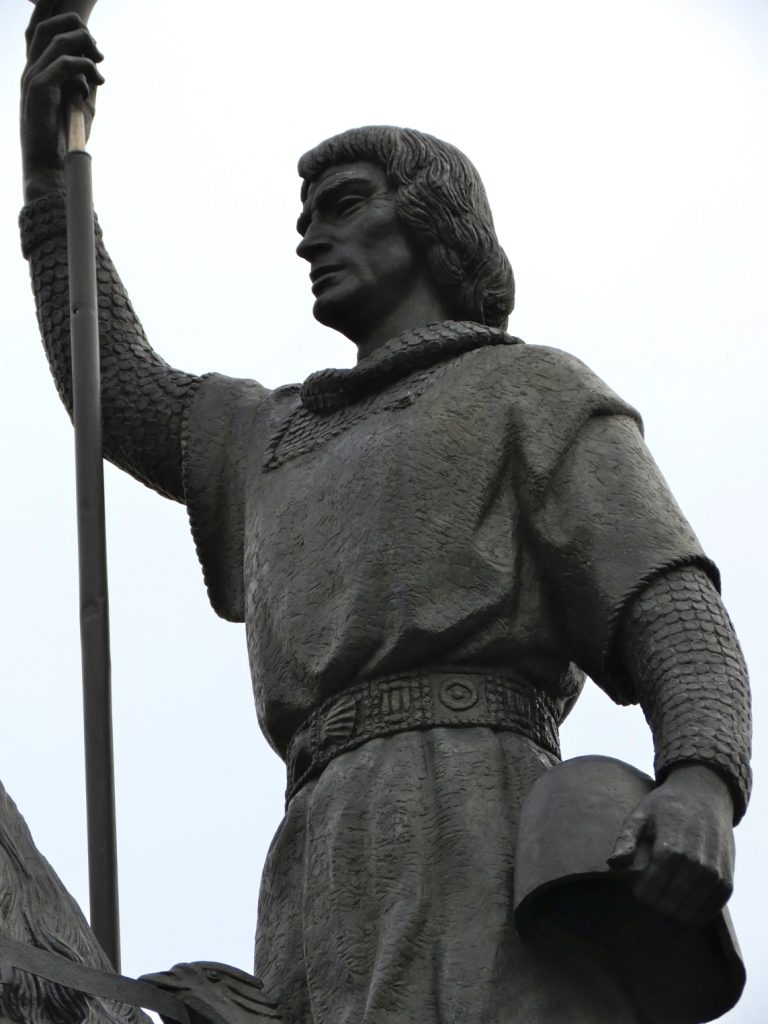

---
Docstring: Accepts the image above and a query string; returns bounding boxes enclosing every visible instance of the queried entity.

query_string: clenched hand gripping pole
[29,0,121,972]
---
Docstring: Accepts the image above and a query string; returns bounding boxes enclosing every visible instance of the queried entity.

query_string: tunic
[20,196,749,1024]
[181,320,715,1023]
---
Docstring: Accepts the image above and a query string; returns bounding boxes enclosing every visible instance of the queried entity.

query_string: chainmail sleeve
[20,191,199,502]
[616,565,752,823]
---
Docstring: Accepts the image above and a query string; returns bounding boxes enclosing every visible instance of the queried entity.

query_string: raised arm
[19,1,199,502]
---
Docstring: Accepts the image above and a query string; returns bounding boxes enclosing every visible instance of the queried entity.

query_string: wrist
[23,167,65,205]
[663,762,734,812]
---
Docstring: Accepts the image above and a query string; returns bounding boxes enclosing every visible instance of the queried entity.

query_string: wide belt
[285,670,561,803]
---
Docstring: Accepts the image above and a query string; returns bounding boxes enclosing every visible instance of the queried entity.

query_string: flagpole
[64,78,121,971]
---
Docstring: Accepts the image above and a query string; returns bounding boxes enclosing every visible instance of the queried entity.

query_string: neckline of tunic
[299,320,522,414]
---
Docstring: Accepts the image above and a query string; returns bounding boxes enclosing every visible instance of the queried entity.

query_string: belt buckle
[439,676,480,712]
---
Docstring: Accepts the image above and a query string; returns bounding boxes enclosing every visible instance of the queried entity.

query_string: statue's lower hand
[608,763,735,929]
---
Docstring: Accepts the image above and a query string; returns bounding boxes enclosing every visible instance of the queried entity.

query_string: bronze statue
[17,1,752,1021]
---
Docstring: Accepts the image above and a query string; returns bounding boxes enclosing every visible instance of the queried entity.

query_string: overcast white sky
[1,0,766,1021]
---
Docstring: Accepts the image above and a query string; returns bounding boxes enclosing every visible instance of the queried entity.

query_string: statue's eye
[336,195,364,216]
[205,969,222,983]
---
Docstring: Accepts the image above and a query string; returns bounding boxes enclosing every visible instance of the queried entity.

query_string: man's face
[296,162,421,339]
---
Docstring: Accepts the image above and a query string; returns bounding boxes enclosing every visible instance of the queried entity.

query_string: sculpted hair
[298,126,515,329]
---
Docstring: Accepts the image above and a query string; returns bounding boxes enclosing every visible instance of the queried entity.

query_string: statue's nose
[296,223,332,261]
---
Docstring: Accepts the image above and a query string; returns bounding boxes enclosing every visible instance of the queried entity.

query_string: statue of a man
[19,4,751,1022]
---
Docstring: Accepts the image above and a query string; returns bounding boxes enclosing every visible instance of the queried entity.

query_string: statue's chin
[311,294,358,339]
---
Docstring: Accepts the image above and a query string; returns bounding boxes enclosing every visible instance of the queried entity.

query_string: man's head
[297,127,515,334]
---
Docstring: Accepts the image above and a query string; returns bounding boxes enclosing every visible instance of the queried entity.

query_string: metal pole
[64,92,120,972]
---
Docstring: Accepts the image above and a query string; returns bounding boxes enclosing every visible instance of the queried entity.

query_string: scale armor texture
[619,566,751,821]
[20,191,196,502]
[21,194,751,822]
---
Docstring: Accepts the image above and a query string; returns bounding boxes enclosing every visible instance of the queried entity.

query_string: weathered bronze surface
[514,756,746,1023]
[14,1,753,1022]
[0,779,147,1023]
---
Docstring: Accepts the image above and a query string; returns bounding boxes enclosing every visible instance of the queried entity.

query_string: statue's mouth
[310,264,345,293]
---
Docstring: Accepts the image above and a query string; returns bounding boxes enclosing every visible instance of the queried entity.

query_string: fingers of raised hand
[25,0,63,47]
[24,19,104,101]
[24,53,105,104]
[27,11,92,59]
[27,19,103,69]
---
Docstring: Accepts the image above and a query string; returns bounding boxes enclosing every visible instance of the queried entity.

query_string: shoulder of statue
[458,341,631,414]
[465,343,646,501]
[190,373,296,421]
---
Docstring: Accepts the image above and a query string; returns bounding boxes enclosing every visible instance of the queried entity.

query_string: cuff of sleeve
[655,742,752,826]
